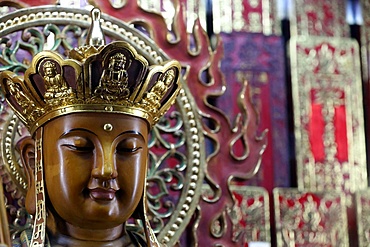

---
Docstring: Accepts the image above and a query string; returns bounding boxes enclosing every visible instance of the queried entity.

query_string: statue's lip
[89,188,117,201]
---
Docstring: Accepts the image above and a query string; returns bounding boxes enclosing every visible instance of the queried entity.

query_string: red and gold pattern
[274,188,349,247]
[290,0,349,37]
[212,0,279,35]
[290,36,367,204]
[220,32,289,190]
[361,0,370,82]
[229,185,270,244]
[355,189,370,247]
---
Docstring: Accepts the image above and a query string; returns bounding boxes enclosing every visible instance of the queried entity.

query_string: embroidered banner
[290,36,367,204]
[212,0,279,35]
[274,188,349,247]
[220,32,289,189]
[290,0,349,37]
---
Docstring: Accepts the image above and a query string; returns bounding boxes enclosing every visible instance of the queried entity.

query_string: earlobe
[16,136,36,215]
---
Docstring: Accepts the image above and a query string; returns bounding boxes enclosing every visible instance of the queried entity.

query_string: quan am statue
[0,8,181,247]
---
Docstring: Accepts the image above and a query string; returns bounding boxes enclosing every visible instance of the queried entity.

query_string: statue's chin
[48,229,133,247]
[46,209,126,242]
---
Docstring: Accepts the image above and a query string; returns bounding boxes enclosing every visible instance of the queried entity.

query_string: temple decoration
[361,0,370,83]
[0,176,10,247]
[355,190,370,247]
[211,0,280,35]
[291,37,366,202]
[220,32,289,190]
[180,0,207,32]
[290,0,350,37]
[0,42,182,133]
[357,1,370,246]
[0,5,205,247]
[274,188,349,246]
[228,185,270,244]
[214,0,288,243]
[0,1,266,246]
[282,0,366,245]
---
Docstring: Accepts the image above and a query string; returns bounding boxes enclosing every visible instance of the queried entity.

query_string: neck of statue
[46,211,132,247]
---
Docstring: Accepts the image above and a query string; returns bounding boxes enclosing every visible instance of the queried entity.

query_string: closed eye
[116,146,142,154]
[62,144,94,152]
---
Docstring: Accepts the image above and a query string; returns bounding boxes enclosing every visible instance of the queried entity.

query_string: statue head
[0,8,181,246]
[108,52,127,71]
[42,60,58,78]
[163,68,176,86]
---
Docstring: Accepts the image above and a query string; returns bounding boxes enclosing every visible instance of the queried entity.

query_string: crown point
[86,8,106,47]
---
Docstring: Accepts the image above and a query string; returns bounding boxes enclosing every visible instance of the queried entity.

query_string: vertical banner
[290,36,367,202]
[287,0,365,245]
[220,32,289,190]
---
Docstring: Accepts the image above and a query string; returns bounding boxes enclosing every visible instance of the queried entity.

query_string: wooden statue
[0,8,181,247]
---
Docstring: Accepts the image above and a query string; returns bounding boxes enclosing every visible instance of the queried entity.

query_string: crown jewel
[0,10,181,134]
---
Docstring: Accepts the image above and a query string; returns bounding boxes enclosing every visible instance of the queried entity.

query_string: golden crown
[0,40,182,134]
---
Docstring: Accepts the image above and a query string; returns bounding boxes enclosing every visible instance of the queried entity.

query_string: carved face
[108,53,126,71]
[43,63,57,77]
[164,69,175,86]
[113,59,126,71]
[42,113,148,234]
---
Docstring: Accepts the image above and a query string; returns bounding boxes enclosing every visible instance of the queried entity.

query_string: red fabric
[310,102,325,162]
[309,88,348,163]
[334,105,348,162]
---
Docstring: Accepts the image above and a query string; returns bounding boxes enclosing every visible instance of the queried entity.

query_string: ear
[16,136,36,215]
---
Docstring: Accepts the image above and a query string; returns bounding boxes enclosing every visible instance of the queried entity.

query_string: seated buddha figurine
[42,60,72,100]
[142,68,176,112]
[0,8,181,247]
[94,52,131,100]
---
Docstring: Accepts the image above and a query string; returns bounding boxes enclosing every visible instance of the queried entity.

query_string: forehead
[42,112,149,138]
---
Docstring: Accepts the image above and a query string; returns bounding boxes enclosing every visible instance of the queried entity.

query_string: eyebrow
[59,129,145,140]
[117,130,145,140]
[60,128,97,139]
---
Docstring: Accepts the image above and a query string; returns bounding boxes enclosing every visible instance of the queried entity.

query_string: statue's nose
[91,149,118,179]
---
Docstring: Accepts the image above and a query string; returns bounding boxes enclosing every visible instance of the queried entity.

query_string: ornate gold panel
[229,185,270,244]
[203,184,270,245]
[356,189,370,247]
[274,188,349,247]
[361,0,370,82]
[290,0,349,37]
[290,36,367,205]
[212,0,279,35]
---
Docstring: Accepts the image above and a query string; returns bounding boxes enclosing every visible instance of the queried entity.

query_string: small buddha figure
[95,52,130,100]
[143,68,176,111]
[7,81,37,117]
[0,8,181,247]
[42,61,70,99]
